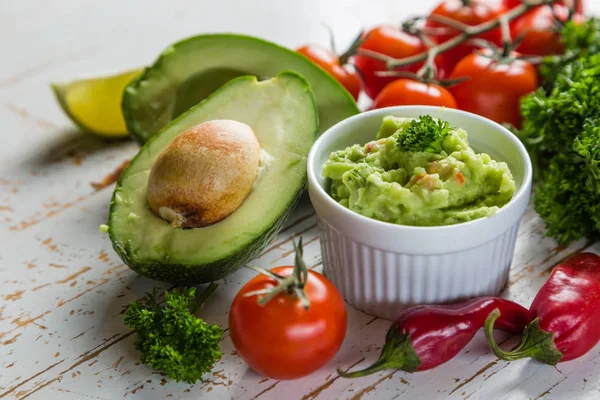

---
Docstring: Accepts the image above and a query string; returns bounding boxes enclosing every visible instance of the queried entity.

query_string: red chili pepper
[338,297,529,377]
[485,252,600,364]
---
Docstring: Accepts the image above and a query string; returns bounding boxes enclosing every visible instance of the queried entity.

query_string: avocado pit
[146,119,260,228]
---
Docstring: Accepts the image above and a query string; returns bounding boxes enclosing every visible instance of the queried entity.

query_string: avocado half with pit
[122,33,359,144]
[109,72,317,283]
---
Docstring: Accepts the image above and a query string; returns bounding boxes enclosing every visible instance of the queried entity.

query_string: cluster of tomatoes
[297,0,585,128]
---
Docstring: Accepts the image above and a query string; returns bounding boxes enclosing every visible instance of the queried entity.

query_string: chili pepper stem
[338,324,421,378]
[484,309,563,365]
[337,358,395,378]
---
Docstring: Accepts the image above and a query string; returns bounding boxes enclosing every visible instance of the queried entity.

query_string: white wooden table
[2,1,600,399]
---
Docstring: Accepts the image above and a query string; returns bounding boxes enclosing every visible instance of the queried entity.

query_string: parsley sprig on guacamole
[322,115,515,226]
[397,115,453,154]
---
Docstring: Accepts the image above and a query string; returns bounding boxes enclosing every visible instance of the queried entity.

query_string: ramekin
[307,106,532,320]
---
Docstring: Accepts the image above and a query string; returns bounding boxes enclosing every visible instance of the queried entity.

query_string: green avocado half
[122,33,359,144]
[109,72,318,284]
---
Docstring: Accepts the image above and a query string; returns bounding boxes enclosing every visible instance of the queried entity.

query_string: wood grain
[2,0,600,399]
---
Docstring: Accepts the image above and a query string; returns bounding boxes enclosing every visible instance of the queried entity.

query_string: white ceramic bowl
[307,106,532,320]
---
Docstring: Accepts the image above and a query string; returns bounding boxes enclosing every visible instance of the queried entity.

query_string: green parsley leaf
[539,18,600,89]
[519,20,600,244]
[562,18,600,55]
[124,285,223,384]
[397,115,453,154]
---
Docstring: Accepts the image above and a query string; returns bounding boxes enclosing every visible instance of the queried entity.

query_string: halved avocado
[109,72,317,283]
[122,33,359,144]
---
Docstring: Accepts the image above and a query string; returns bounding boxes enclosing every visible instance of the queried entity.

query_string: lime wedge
[52,69,143,139]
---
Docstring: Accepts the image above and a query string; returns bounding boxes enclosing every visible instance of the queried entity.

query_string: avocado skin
[109,182,304,284]
[122,33,358,145]
[109,72,317,284]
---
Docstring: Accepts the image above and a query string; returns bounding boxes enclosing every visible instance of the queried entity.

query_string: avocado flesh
[109,72,318,284]
[122,33,358,144]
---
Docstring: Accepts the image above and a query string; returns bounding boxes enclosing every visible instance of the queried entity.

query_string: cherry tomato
[229,266,347,380]
[511,4,585,56]
[426,0,508,72]
[504,0,584,14]
[448,49,538,127]
[354,25,449,100]
[297,44,361,100]
[372,79,457,109]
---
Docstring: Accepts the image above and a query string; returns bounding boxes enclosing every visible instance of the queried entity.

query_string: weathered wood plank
[3,0,600,399]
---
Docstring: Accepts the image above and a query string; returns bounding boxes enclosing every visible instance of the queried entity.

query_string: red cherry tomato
[297,44,361,100]
[511,4,585,56]
[426,0,508,71]
[229,266,347,380]
[448,49,538,127]
[504,0,584,14]
[372,79,457,109]
[354,25,449,100]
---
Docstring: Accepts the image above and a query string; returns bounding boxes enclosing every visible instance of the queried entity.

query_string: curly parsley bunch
[397,115,453,153]
[519,19,600,244]
[124,284,223,383]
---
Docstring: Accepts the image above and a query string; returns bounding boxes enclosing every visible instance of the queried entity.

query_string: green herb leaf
[396,115,453,154]
[518,22,600,244]
[539,18,600,89]
[124,285,223,384]
[562,18,600,55]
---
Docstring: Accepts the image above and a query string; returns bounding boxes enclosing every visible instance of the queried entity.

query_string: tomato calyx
[469,36,543,65]
[400,16,432,39]
[361,18,454,86]
[244,237,311,310]
[465,8,545,64]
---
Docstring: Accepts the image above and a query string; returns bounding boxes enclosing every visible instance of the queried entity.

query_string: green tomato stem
[339,30,366,66]
[244,236,311,310]
[386,0,556,69]
[427,13,471,33]
[246,264,286,281]
[256,275,296,305]
[498,14,513,58]
[293,237,308,288]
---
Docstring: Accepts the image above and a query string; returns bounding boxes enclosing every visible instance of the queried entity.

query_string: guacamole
[322,115,515,226]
